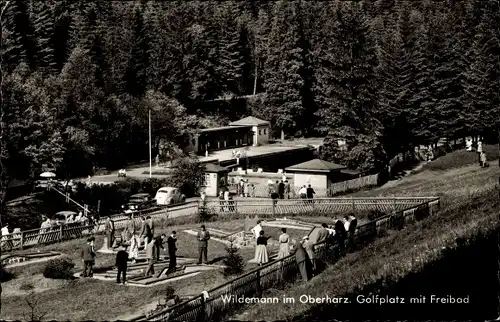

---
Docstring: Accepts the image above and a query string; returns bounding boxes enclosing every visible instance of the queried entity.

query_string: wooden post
[198,294,206,322]
[97,200,101,216]
[272,199,276,216]
[234,200,238,214]
[256,270,262,297]
[59,224,64,242]
[20,231,24,250]
[351,197,355,212]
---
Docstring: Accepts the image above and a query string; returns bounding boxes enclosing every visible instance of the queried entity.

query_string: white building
[229,116,270,147]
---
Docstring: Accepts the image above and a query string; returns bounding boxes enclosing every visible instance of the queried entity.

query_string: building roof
[205,163,229,173]
[229,116,270,126]
[199,125,252,134]
[285,159,347,173]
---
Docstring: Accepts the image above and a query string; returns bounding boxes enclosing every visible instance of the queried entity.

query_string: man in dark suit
[115,244,129,284]
[278,180,285,199]
[166,231,177,274]
[81,237,95,277]
[139,216,147,248]
[306,184,316,204]
[104,216,115,249]
[316,223,329,244]
[146,216,154,245]
[154,233,167,261]
[197,225,210,264]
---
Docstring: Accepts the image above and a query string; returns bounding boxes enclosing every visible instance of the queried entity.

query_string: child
[116,244,129,284]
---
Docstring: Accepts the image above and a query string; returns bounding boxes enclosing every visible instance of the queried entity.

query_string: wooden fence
[0,197,436,252]
[229,173,380,198]
[0,202,199,252]
[201,197,437,216]
[138,197,440,322]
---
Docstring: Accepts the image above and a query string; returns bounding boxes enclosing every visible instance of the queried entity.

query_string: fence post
[351,197,355,212]
[234,200,238,215]
[59,224,64,242]
[20,231,24,250]
[198,294,206,322]
[272,199,276,217]
[393,198,396,212]
[256,270,262,297]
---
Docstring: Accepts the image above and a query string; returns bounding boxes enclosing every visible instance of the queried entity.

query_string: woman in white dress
[128,234,139,264]
[254,230,269,266]
[277,228,290,259]
[251,220,262,240]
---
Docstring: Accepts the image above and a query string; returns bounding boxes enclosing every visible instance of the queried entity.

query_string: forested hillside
[1,0,499,179]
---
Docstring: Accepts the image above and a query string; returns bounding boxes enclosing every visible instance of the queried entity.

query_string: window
[259,129,262,135]
[264,129,267,135]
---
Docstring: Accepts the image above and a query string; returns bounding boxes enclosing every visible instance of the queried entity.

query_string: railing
[0,202,200,252]
[228,173,381,198]
[139,197,440,322]
[201,197,437,216]
[1,197,438,253]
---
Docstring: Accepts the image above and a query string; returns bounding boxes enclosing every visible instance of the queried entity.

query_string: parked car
[155,187,186,206]
[121,193,156,211]
[52,211,78,226]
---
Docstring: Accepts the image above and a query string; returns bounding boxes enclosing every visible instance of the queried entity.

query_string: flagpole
[149,109,152,178]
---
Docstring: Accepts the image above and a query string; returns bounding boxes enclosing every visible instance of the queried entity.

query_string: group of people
[298,184,316,202]
[94,216,212,284]
[236,179,256,198]
[250,214,358,282]
[267,179,292,200]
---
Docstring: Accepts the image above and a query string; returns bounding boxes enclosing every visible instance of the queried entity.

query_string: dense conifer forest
[1,0,499,179]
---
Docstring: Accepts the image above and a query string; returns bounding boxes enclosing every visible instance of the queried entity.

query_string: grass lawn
[228,149,500,320]
[0,219,315,321]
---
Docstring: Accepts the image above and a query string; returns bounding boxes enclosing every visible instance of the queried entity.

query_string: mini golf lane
[1,251,63,268]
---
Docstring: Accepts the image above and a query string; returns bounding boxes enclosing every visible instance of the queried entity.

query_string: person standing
[224,189,230,212]
[145,239,156,277]
[299,185,307,202]
[348,214,357,237]
[278,180,285,199]
[251,220,263,240]
[302,236,316,273]
[254,230,269,266]
[115,244,129,284]
[277,228,290,259]
[343,216,351,233]
[126,214,136,241]
[197,225,211,265]
[316,223,330,244]
[104,216,115,249]
[244,180,250,197]
[284,180,291,199]
[218,191,225,212]
[154,233,167,262]
[145,216,154,247]
[306,184,315,204]
[291,239,312,282]
[81,237,96,277]
[334,219,347,256]
[477,140,483,164]
[139,217,147,248]
[166,231,177,274]
[128,234,139,264]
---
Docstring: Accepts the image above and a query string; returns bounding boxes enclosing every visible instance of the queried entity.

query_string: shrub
[20,282,35,291]
[222,242,245,277]
[169,156,205,197]
[0,264,15,282]
[42,257,75,279]
[198,199,217,223]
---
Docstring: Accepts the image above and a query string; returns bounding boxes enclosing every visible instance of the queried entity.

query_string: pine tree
[124,4,149,97]
[30,1,57,74]
[214,2,245,95]
[263,1,308,139]
[316,2,385,172]
[463,0,500,140]
[222,242,245,277]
